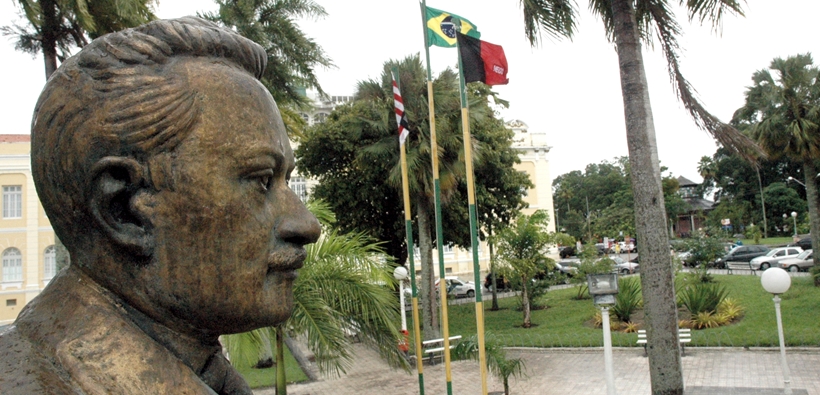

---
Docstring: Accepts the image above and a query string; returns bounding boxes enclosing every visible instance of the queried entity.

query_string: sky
[2,0,819,182]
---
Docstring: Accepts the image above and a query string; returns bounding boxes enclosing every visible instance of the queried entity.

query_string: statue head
[31,17,321,336]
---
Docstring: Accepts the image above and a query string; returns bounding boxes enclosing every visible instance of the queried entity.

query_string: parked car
[790,235,813,251]
[435,277,476,298]
[483,273,510,292]
[554,260,579,277]
[713,245,770,269]
[610,256,639,274]
[749,247,803,270]
[617,241,637,253]
[778,250,814,272]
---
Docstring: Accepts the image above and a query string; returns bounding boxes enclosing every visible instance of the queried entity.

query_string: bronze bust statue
[0,17,321,394]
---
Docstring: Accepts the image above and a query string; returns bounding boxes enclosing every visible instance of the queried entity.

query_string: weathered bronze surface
[0,17,320,394]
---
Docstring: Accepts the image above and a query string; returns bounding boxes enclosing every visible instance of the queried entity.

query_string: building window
[44,245,56,280]
[442,244,454,255]
[290,177,308,203]
[5,299,16,307]
[3,186,22,219]
[314,113,328,123]
[2,247,22,282]
[300,113,309,123]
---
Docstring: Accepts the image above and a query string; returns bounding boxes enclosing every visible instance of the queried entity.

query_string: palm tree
[201,0,334,141]
[5,0,157,78]
[224,200,407,394]
[494,210,551,328]
[453,333,527,395]
[355,55,471,338]
[515,1,760,393]
[733,54,820,265]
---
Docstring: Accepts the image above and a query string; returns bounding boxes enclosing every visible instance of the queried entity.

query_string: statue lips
[267,247,308,280]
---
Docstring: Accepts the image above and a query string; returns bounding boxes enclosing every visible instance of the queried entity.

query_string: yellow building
[0,135,55,325]
[420,120,556,278]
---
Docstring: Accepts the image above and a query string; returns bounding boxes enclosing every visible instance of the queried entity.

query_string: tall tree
[297,55,529,338]
[201,0,334,139]
[733,53,820,264]
[517,1,759,393]
[5,0,157,78]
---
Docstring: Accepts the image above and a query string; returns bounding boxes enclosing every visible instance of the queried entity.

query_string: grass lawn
[739,236,795,246]
[236,346,309,389]
[426,273,820,349]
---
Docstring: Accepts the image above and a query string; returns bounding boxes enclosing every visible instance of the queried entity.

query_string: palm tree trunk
[284,335,319,381]
[610,1,683,394]
[416,200,439,339]
[275,327,287,395]
[803,162,820,266]
[41,0,59,78]
[255,331,274,368]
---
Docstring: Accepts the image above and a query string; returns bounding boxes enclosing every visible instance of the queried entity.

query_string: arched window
[2,247,22,282]
[44,245,56,280]
[314,112,328,123]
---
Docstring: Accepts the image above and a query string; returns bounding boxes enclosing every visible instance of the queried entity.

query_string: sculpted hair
[31,17,267,254]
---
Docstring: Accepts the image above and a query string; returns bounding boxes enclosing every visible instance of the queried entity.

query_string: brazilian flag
[424,6,480,48]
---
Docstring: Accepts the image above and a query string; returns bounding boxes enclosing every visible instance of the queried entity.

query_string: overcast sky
[2,1,818,181]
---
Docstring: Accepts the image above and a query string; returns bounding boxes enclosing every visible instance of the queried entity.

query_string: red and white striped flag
[392,74,410,145]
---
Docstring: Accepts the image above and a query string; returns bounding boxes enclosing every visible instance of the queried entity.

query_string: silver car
[610,256,639,274]
[778,250,814,272]
[749,247,803,270]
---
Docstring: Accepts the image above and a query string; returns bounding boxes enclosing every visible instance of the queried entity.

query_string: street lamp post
[791,212,798,238]
[786,176,806,188]
[393,266,409,332]
[588,273,620,395]
[761,268,792,395]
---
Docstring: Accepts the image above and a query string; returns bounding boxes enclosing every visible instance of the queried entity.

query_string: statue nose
[278,199,321,246]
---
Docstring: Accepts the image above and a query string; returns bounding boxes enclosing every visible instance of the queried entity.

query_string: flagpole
[419,2,454,395]
[393,67,426,395]
[456,36,489,395]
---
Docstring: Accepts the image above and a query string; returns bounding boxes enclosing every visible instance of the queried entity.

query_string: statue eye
[247,169,274,192]
[258,175,272,191]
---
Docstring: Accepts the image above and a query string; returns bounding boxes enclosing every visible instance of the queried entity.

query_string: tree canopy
[5,0,157,78]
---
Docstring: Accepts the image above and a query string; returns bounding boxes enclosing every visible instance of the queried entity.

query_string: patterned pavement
[253,343,820,395]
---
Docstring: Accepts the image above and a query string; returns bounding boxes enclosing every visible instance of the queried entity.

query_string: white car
[434,277,476,298]
[610,256,639,274]
[778,250,814,272]
[749,247,803,270]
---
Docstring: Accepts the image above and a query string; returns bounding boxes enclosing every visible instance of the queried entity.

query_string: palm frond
[520,0,579,45]
[643,0,763,161]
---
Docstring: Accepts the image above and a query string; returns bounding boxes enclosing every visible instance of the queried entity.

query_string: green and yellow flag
[424,6,480,48]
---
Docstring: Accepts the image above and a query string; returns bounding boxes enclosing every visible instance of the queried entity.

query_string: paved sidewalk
[254,343,820,395]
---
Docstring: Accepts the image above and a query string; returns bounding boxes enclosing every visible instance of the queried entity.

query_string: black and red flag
[456,32,509,86]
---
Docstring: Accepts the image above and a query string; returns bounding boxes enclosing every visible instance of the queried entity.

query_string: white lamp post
[588,273,620,395]
[791,212,798,237]
[761,268,792,395]
[393,266,409,332]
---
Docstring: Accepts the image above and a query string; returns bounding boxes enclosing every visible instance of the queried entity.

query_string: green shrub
[612,277,642,323]
[691,311,723,329]
[679,283,728,315]
[716,297,744,322]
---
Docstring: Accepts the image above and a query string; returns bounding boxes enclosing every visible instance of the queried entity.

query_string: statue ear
[89,157,154,257]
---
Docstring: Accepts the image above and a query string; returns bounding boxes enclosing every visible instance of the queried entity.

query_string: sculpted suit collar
[0,266,251,395]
